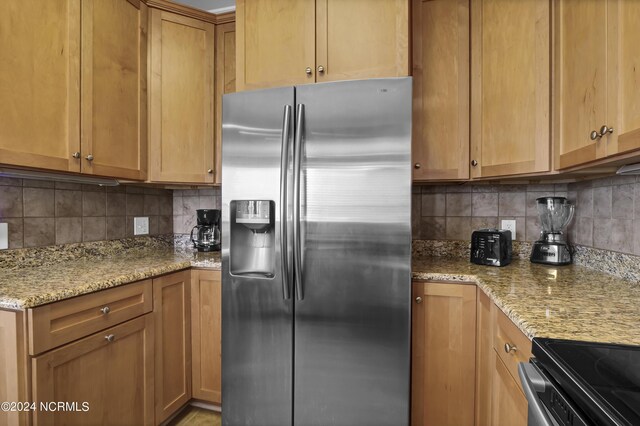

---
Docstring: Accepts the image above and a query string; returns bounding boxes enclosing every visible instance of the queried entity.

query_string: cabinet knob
[100,306,110,315]
[414,163,421,169]
[105,334,115,343]
[207,169,213,174]
[415,296,422,304]
[305,67,313,76]
[72,151,81,159]
[504,342,517,354]
[85,154,94,161]
[600,125,614,136]
[590,130,601,140]
[318,65,325,74]
[471,160,478,167]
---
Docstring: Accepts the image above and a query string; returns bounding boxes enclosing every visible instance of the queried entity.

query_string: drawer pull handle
[105,334,115,343]
[504,342,517,354]
[100,306,111,315]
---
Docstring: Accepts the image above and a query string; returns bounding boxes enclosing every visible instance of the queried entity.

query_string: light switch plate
[501,219,516,240]
[134,217,149,235]
[0,223,8,249]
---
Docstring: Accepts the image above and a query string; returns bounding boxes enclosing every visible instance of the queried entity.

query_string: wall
[0,177,172,249]
[413,175,640,256]
[172,187,222,234]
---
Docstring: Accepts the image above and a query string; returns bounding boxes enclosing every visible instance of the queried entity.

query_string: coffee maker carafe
[191,209,221,252]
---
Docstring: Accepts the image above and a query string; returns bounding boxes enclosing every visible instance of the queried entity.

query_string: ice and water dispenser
[229,200,275,278]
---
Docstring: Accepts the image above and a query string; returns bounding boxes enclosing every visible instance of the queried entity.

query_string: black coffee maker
[190,209,221,252]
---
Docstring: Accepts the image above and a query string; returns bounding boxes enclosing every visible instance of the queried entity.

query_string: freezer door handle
[293,103,305,300]
[279,105,293,300]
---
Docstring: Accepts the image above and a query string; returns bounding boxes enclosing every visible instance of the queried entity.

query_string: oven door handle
[518,363,555,426]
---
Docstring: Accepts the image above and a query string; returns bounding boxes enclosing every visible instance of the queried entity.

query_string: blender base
[530,241,572,265]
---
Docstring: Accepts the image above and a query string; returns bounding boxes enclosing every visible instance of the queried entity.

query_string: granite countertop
[1,247,638,347]
[413,257,640,346]
[0,248,221,310]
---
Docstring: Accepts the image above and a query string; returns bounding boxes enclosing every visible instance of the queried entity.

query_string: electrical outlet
[134,217,149,235]
[501,219,516,240]
[0,223,7,249]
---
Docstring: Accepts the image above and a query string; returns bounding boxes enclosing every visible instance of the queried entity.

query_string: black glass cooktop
[533,338,640,426]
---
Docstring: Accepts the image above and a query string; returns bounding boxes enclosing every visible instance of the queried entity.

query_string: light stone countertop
[1,249,638,347]
[413,257,640,346]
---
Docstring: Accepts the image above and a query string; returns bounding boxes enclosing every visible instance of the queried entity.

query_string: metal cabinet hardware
[318,65,325,74]
[207,169,213,174]
[105,334,115,343]
[590,125,614,140]
[415,296,423,304]
[305,67,312,76]
[414,163,421,169]
[471,160,478,167]
[504,342,517,353]
[72,152,81,159]
[100,306,110,315]
[85,154,94,161]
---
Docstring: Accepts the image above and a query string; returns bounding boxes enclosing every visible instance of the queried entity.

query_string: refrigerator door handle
[293,103,305,300]
[279,104,293,300]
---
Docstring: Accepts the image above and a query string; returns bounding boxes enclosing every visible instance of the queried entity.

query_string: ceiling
[172,0,235,13]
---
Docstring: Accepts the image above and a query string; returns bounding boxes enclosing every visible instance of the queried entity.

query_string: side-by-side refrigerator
[221,78,412,426]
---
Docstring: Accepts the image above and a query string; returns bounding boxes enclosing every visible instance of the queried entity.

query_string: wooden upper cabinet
[315,0,409,82]
[236,0,408,91]
[236,0,316,90]
[149,10,215,183]
[0,0,81,173]
[555,0,640,169]
[81,0,148,180]
[215,22,236,185]
[470,0,550,178]
[412,0,469,181]
[411,281,476,426]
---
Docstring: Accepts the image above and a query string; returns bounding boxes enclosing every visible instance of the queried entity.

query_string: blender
[530,197,575,265]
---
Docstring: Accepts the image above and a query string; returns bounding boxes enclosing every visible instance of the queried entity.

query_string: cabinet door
[606,0,640,157]
[214,22,236,185]
[31,315,154,426]
[315,0,409,82]
[0,0,80,173]
[554,0,607,169]
[471,0,550,178]
[153,270,192,423]
[191,270,222,404]
[81,0,148,180]
[412,0,469,181]
[411,282,476,426]
[0,311,29,426]
[149,10,215,183]
[236,0,316,90]
[491,353,527,426]
[475,288,493,426]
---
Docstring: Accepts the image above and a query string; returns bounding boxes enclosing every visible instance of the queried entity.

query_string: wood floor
[168,406,221,426]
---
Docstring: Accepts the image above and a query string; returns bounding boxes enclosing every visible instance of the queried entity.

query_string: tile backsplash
[0,177,172,249]
[172,188,221,234]
[413,175,640,256]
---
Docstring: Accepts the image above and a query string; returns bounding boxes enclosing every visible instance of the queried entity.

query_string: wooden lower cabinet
[411,281,477,426]
[153,270,192,424]
[491,353,528,426]
[191,270,222,404]
[31,314,154,426]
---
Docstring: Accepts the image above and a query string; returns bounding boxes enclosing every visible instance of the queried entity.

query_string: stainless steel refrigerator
[221,78,412,426]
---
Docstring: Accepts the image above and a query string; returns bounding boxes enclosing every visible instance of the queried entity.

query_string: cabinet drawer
[492,306,532,392]
[28,280,152,355]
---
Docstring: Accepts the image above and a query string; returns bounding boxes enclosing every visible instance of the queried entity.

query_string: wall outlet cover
[0,223,7,249]
[501,219,516,240]
[134,217,149,235]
